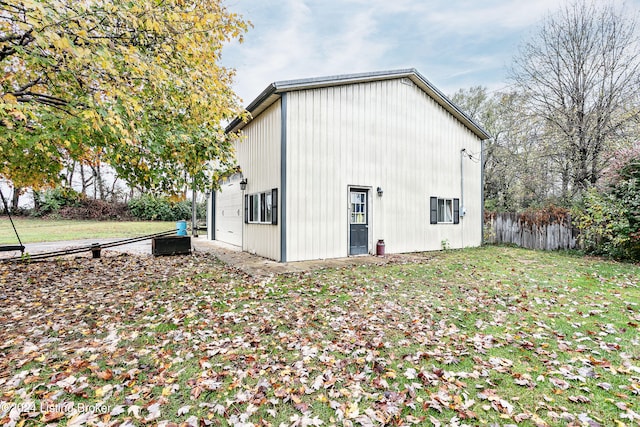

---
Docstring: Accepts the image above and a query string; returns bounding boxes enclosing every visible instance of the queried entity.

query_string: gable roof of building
[226,68,491,140]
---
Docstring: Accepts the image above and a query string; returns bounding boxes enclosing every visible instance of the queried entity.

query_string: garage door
[215,176,242,247]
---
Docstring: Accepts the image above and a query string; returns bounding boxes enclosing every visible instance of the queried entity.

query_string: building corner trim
[211,191,216,241]
[481,139,486,245]
[280,94,287,262]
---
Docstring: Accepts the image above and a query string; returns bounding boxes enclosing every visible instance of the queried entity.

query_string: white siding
[235,101,282,260]
[285,78,483,261]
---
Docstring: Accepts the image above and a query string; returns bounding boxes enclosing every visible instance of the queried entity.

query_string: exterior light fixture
[377,187,383,197]
[240,178,247,191]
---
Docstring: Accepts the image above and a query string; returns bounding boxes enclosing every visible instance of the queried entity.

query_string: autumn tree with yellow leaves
[0,0,248,194]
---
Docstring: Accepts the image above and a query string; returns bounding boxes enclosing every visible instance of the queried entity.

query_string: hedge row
[30,188,204,222]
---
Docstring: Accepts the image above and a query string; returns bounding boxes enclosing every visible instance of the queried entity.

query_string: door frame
[347,186,372,256]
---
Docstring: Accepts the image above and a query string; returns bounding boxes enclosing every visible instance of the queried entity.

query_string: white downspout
[460,149,465,214]
[461,148,466,248]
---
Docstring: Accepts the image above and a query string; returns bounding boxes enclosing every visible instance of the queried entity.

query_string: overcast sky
[221,0,639,105]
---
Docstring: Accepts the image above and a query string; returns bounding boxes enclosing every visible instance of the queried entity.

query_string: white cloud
[317,9,391,72]
[222,0,640,104]
[225,0,315,103]
[423,0,558,33]
[225,0,397,103]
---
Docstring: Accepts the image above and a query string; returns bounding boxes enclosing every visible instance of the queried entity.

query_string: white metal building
[207,69,490,262]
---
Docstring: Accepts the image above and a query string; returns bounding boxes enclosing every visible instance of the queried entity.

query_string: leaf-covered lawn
[1,247,639,427]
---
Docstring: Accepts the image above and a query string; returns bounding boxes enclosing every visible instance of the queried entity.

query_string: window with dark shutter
[271,188,278,225]
[246,189,279,225]
[244,194,248,224]
[453,198,460,224]
[430,197,438,224]
[431,197,460,224]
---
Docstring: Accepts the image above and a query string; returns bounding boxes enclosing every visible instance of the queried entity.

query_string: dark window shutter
[244,194,248,224]
[271,188,278,225]
[430,197,438,224]
[453,198,460,224]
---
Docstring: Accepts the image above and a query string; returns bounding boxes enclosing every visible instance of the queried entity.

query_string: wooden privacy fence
[485,211,578,250]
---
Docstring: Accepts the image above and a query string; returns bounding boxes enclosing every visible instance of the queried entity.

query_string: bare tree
[91,164,106,200]
[510,0,640,198]
[452,88,553,210]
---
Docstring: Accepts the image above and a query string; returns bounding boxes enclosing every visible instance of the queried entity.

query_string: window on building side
[430,197,460,224]
[245,189,278,225]
[438,199,453,223]
[250,193,259,222]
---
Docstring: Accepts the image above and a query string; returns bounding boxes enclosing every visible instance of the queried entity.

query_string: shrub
[574,144,640,261]
[37,187,82,215]
[197,201,207,219]
[573,189,630,258]
[58,199,132,220]
[128,195,192,221]
[172,200,192,221]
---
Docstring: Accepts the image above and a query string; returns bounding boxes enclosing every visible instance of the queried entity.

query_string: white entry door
[215,176,243,247]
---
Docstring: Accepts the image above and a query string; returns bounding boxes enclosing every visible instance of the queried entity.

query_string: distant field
[0,217,176,244]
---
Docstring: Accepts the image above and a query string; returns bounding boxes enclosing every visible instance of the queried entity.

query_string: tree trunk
[590,136,604,185]
[11,187,21,211]
[32,189,41,212]
[92,166,97,199]
[65,161,76,188]
[91,164,105,200]
[79,164,95,195]
[99,164,104,199]
[574,144,590,192]
[560,161,570,201]
[110,177,119,202]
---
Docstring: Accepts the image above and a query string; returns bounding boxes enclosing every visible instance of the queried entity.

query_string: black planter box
[152,236,191,256]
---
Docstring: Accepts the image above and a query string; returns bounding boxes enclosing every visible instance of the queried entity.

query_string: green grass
[0,217,175,243]
[1,247,639,426]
